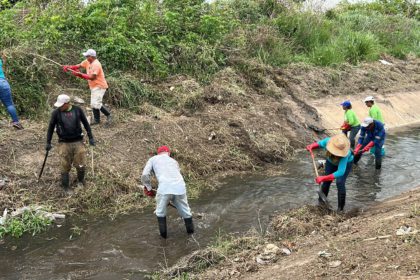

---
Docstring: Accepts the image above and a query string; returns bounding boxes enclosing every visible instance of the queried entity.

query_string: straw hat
[326,134,350,157]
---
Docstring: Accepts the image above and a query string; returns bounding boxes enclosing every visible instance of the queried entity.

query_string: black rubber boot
[157,217,167,239]
[61,173,70,190]
[100,106,112,124]
[375,157,382,170]
[337,193,346,212]
[77,167,85,187]
[184,217,194,235]
[92,109,100,125]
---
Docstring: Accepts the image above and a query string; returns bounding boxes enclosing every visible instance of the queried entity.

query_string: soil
[172,187,420,280]
[0,57,419,216]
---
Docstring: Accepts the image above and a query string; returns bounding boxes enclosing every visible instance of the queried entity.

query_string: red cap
[157,145,170,154]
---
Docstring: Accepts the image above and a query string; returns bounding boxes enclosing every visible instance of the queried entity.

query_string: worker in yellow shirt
[340,100,360,149]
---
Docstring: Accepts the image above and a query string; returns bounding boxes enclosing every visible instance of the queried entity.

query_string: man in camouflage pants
[46,94,95,193]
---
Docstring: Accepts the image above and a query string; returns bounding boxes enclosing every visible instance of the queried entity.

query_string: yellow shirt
[80,59,108,89]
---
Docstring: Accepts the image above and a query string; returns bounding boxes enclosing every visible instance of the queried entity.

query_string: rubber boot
[337,193,346,213]
[353,153,362,165]
[76,167,85,187]
[100,106,112,124]
[157,216,167,239]
[184,217,194,235]
[375,157,382,170]
[61,172,70,191]
[92,109,100,125]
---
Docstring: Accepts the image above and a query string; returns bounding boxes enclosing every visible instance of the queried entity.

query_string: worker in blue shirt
[307,134,353,212]
[353,117,386,170]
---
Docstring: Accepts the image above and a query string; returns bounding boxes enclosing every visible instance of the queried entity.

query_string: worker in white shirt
[141,145,194,239]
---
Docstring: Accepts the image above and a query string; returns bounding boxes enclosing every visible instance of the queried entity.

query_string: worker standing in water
[306,134,353,212]
[354,117,386,170]
[340,100,360,149]
[364,96,384,123]
[141,146,194,239]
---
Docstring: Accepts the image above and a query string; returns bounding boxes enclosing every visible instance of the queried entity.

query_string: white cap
[54,94,70,108]
[82,49,96,57]
[361,117,374,127]
[364,96,375,102]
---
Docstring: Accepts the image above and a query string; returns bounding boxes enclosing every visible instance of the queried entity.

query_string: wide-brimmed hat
[326,134,350,157]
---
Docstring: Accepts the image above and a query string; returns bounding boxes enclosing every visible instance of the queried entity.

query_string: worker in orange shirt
[63,49,112,125]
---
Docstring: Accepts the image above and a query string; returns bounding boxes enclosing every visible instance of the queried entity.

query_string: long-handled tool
[309,150,332,209]
[38,150,50,181]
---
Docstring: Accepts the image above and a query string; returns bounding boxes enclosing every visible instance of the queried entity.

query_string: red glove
[353,144,363,155]
[315,173,335,184]
[362,141,374,153]
[306,142,320,152]
[143,187,156,197]
[63,65,79,72]
[72,71,90,80]
[341,122,351,131]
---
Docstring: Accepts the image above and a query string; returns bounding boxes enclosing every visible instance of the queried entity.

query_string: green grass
[0,209,52,239]
[0,0,418,119]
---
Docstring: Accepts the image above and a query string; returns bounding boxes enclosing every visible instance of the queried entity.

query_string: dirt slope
[181,187,420,280]
[0,57,419,215]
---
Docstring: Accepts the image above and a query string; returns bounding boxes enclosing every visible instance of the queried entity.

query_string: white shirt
[141,154,186,195]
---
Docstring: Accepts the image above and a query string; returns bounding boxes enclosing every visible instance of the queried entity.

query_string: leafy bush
[0,0,418,119]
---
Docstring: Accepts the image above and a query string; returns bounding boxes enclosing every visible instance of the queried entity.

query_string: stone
[329,260,342,268]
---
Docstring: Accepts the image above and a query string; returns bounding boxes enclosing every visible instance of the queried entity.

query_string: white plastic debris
[0,208,8,225]
[379,59,393,65]
[396,226,412,236]
[281,248,291,256]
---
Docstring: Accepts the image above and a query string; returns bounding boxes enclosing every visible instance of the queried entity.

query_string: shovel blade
[317,189,332,210]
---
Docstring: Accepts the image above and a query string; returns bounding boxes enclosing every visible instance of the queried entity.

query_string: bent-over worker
[354,117,386,170]
[63,49,112,125]
[141,145,194,239]
[306,134,353,212]
[46,94,95,192]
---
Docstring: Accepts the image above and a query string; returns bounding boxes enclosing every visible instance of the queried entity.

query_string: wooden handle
[310,151,319,178]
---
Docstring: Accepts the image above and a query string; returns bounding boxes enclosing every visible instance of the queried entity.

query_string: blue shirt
[0,59,5,79]
[318,137,353,178]
[358,120,386,147]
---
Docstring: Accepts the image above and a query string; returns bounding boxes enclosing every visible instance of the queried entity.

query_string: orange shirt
[80,59,108,89]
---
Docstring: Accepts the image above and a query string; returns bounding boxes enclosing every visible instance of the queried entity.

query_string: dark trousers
[343,125,360,149]
[354,138,384,169]
[320,160,352,210]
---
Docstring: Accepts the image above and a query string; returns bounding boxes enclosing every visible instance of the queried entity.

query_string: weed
[0,209,52,238]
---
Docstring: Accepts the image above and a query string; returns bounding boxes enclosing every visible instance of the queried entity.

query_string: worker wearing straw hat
[62,49,112,126]
[306,134,353,212]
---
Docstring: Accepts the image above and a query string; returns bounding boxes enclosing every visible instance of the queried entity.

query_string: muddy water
[1,127,419,279]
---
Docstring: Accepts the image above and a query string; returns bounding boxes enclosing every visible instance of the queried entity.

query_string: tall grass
[0,0,419,118]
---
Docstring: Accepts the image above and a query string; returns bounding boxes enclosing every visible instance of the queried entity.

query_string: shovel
[309,150,332,210]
